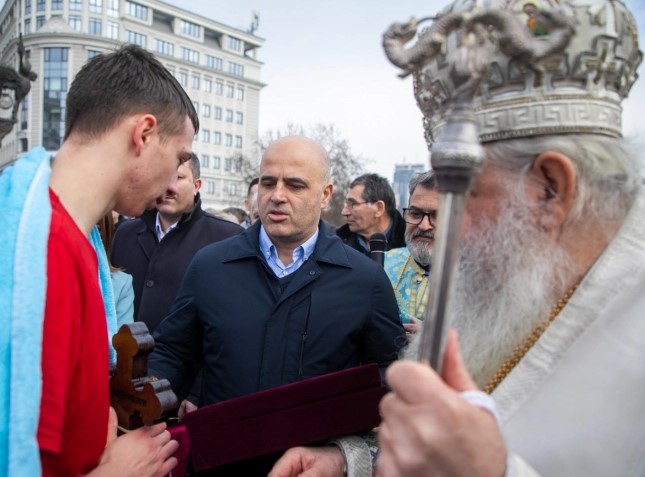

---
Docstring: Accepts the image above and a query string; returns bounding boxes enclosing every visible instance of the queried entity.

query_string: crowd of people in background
[2,1,645,475]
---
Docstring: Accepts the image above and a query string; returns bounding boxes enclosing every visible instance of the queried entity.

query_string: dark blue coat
[111,194,243,332]
[149,222,405,405]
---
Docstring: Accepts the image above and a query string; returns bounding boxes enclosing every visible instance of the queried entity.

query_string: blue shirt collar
[155,212,178,241]
[259,225,318,277]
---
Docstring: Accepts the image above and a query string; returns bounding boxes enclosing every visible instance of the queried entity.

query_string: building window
[191,75,199,89]
[155,39,174,56]
[202,104,211,118]
[69,15,83,31]
[181,47,199,64]
[225,134,232,147]
[203,78,212,93]
[180,20,200,38]
[206,55,222,71]
[24,0,31,14]
[200,155,209,169]
[88,50,101,59]
[125,1,148,20]
[52,0,63,10]
[43,47,68,151]
[36,0,45,12]
[214,107,222,120]
[89,18,102,36]
[178,72,187,86]
[106,21,118,40]
[215,82,223,96]
[226,85,234,98]
[213,132,221,145]
[69,0,82,10]
[20,96,28,130]
[225,109,233,123]
[202,129,210,143]
[228,62,244,77]
[126,30,147,47]
[107,0,119,17]
[36,15,46,29]
[235,157,242,172]
[206,181,215,195]
[236,87,244,101]
[24,18,31,34]
[236,112,243,124]
[224,158,231,171]
[213,156,220,169]
[89,0,103,14]
[228,183,237,196]
[228,37,242,52]
[235,135,243,149]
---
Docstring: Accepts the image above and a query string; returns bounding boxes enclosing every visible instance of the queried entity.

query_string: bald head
[262,136,331,183]
[258,135,334,255]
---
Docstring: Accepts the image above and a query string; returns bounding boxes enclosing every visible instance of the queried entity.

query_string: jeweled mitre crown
[383,0,642,147]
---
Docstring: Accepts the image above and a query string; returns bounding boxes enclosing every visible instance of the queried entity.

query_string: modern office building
[0,0,264,210]
[392,162,425,211]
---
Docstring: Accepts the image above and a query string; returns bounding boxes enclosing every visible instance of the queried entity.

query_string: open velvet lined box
[169,363,385,476]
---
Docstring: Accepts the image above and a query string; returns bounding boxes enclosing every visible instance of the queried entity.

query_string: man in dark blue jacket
[149,136,405,414]
[111,153,242,332]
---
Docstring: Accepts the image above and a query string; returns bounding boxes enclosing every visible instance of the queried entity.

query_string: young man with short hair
[1,44,199,476]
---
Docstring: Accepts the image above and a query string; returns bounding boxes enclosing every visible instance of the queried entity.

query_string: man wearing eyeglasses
[384,171,438,334]
[337,173,406,256]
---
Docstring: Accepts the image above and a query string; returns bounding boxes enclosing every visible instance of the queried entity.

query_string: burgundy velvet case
[183,363,386,472]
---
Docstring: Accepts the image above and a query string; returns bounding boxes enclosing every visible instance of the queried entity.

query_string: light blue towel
[0,147,51,477]
[90,227,118,365]
[0,148,118,476]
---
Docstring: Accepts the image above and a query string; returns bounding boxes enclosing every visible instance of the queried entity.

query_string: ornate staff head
[383,0,642,149]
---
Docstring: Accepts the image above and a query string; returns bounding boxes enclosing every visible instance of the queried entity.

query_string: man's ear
[374,200,386,217]
[194,178,202,193]
[321,183,333,209]
[531,151,577,230]
[132,114,158,155]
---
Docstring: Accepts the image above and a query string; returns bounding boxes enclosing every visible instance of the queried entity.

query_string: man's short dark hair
[351,173,397,218]
[187,152,200,180]
[65,44,199,141]
[409,170,436,196]
[247,177,259,198]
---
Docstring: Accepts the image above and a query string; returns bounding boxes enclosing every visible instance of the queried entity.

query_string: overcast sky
[163,0,644,181]
[6,0,640,179]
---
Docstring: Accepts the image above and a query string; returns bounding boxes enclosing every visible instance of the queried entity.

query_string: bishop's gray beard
[406,192,574,388]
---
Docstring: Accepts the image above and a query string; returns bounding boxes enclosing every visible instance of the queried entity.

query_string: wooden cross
[109,322,178,430]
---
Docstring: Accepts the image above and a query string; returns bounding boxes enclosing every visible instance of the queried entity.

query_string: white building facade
[0,0,264,210]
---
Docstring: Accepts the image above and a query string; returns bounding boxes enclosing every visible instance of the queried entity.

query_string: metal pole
[417,103,484,370]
